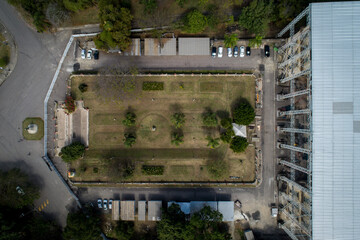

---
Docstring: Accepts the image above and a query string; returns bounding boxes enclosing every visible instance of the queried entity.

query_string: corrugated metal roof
[159,38,176,55]
[178,38,210,55]
[217,201,234,222]
[190,201,217,214]
[138,201,146,221]
[311,2,360,240]
[148,201,162,221]
[120,201,135,221]
[168,202,191,214]
[144,38,176,56]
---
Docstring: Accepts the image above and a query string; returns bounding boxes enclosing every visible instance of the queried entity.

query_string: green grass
[22,118,44,140]
[200,82,224,93]
[93,114,123,125]
[0,34,10,68]
[142,81,164,91]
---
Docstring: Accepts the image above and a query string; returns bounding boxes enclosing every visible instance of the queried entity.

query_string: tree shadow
[231,97,251,112]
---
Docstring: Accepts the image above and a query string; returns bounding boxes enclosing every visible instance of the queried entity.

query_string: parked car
[87,50,92,59]
[211,47,216,58]
[246,46,251,56]
[227,47,232,57]
[240,46,245,58]
[93,50,99,60]
[97,198,102,208]
[218,46,223,58]
[109,199,113,210]
[265,45,270,57]
[103,199,108,210]
[233,46,239,57]
[81,49,86,59]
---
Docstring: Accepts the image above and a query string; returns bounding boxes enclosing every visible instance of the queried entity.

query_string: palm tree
[206,136,220,149]
[224,33,238,48]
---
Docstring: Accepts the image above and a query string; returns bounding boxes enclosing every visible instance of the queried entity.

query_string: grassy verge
[22,118,44,140]
[0,33,10,69]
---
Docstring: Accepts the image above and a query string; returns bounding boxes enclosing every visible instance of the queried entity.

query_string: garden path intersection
[0,0,277,234]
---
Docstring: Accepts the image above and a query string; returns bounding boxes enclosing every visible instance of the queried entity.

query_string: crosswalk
[38,199,49,212]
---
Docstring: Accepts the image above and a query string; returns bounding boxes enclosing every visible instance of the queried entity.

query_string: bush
[65,95,75,114]
[124,133,136,147]
[171,132,184,146]
[220,128,235,143]
[78,83,88,92]
[141,165,164,175]
[183,9,207,33]
[230,136,248,153]
[122,112,136,127]
[206,136,220,149]
[171,113,186,129]
[140,0,157,14]
[63,0,93,12]
[232,100,255,125]
[93,167,98,173]
[202,111,218,127]
[142,81,164,91]
[0,56,10,67]
[60,142,85,162]
[220,118,232,129]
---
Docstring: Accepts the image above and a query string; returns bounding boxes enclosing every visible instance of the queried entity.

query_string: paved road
[0,1,76,226]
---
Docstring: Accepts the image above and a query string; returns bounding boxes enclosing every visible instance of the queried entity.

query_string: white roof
[138,201,146,221]
[232,123,247,138]
[178,38,210,55]
[217,201,234,222]
[311,2,360,239]
[148,201,162,221]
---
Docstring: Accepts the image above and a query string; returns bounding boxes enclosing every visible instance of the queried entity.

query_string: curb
[0,20,18,86]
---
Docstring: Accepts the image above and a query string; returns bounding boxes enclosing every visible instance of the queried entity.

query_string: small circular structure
[27,124,38,134]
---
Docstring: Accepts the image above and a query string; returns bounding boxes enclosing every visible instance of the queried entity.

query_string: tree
[65,95,75,114]
[114,221,134,240]
[78,83,88,92]
[220,118,232,129]
[63,210,101,240]
[171,132,184,146]
[60,142,85,162]
[95,1,133,50]
[124,133,136,147]
[238,0,273,36]
[224,33,237,48]
[171,113,186,129]
[46,2,70,27]
[220,128,235,143]
[183,9,207,33]
[184,206,231,240]
[122,112,136,127]
[202,111,218,127]
[140,0,157,14]
[232,100,255,125]
[0,169,40,209]
[206,136,220,149]
[175,0,188,8]
[230,136,248,153]
[157,203,186,240]
[249,35,263,48]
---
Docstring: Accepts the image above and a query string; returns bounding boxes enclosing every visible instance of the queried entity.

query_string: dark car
[264,45,270,57]
[246,46,251,56]
[93,50,99,60]
[211,47,216,58]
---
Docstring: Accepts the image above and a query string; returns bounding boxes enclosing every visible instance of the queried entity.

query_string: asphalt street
[0,1,76,226]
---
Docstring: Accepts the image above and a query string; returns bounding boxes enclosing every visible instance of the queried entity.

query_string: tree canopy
[60,142,85,162]
[238,0,273,36]
[157,203,187,240]
[114,221,134,240]
[122,112,136,127]
[63,210,101,240]
[230,136,248,153]
[95,0,133,50]
[124,133,136,147]
[202,111,218,127]
[171,113,186,129]
[183,9,207,33]
[232,100,255,125]
[171,132,184,146]
[224,33,238,48]
[0,168,40,209]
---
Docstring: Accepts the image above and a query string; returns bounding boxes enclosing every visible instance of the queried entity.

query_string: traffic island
[22,118,44,140]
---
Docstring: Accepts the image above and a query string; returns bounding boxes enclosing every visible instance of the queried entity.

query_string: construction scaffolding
[276,6,312,240]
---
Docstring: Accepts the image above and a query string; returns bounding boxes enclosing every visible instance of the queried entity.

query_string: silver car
[227,47,232,57]
[97,198,102,208]
[218,46,223,58]
[109,199,113,210]
[103,199,108,210]
[240,46,245,58]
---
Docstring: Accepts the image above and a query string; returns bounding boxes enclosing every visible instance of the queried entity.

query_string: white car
[240,46,245,58]
[103,199,108,210]
[227,47,232,57]
[81,49,86,59]
[109,199,113,210]
[218,46,223,58]
[87,50,92,59]
[97,198,102,208]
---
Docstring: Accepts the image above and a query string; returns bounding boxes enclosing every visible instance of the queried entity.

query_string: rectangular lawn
[70,75,256,183]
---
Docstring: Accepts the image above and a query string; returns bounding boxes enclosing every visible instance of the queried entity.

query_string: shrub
[171,113,186,129]
[142,81,164,91]
[65,95,75,114]
[220,118,232,129]
[230,136,248,153]
[232,100,255,125]
[124,133,136,147]
[93,167,98,173]
[63,0,92,12]
[78,83,88,92]
[140,0,157,14]
[171,132,184,146]
[141,165,164,175]
[220,128,235,143]
[183,9,207,33]
[206,136,220,149]
[202,111,218,127]
[60,142,85,162]
[0,56,10,67]
[122,112,136,127]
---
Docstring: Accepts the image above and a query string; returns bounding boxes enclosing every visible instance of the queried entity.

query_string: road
[0,1,76,226]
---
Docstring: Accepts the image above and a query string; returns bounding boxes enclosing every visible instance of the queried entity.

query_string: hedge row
[142,82,164,91]
[141,165,164,175]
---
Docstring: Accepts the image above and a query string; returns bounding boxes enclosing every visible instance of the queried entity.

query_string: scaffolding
[276,6,312,240]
